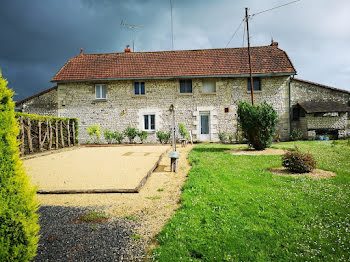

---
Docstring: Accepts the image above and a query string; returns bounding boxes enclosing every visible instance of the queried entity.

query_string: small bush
[124,127,138,143]
[237,101,279,150]
[157,131,171,144]
[178,123,189,139]
[113,131,124,144]
[228,133,235,144]
[0,71,39,261]
[218,131,227,144]
[138,130,148,143]
[347,138,350,146]
[282,147,317,173]
[290,128,303,141]
[103,129,114,144]
[87,125,101,144]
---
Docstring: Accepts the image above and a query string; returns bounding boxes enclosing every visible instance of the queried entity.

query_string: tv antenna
[120,20,143,52]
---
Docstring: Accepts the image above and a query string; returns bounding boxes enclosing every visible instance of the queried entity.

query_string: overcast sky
[0,0,349,101]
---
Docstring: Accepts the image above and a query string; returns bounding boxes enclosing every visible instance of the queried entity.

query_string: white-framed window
[144,114,155,130]
[179,79,192,93]
[134,82,145,95]
[95,84,106,99]
[202,79,216,93]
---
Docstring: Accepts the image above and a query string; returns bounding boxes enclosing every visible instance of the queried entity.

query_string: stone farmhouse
[16,41,350,143]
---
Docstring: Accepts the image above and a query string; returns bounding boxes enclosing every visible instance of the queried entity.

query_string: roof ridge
[81,45,278,56]
[294,78,350,95]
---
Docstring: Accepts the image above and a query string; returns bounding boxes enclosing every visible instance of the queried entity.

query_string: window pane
[101,85,106,98]
[202,80,216,93]
[95,86,101,98]
[150,115,155,130]
[180,80,192,93]
[247,78,261,91]
[144,115,149,130]
[134,82,139,95]
[141,82,145,94]
[180,80,185,93]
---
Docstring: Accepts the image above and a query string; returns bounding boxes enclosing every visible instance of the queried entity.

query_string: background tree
[0,71,39,261]
[237,101,278,150]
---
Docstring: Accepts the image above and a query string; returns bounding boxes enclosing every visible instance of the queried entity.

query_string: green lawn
[152,141,350,261]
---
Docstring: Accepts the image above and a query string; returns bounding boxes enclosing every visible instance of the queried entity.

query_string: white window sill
[201,92,216,95]
[178,93,193,96]
[132,95,146,98]
[94,98,107,102]
[246,90,262,93]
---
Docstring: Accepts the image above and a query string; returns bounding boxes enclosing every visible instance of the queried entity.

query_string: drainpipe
[289,75,295,138]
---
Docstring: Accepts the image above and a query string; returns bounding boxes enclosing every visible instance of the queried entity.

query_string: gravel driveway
[34,206,145,262]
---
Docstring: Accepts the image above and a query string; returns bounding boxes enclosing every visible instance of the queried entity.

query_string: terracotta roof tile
[51,45,296,82]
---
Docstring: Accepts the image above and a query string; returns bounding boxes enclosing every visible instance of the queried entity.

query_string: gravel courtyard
[24,145,170,192]
[32,145,193,261]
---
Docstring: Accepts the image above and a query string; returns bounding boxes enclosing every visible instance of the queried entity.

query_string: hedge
[0,71,39,261]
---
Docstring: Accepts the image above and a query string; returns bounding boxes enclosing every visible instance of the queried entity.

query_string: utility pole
[245,7,254,105]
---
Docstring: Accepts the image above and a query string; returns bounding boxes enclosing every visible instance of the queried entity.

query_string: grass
[157,188,165,192]
[132,234,142,241]
[152,140,350,261]
[146,195,162,200]
[124,215,138,221]
[77,211,109,223]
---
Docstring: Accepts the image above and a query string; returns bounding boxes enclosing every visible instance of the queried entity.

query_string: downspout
[289,75,295,138]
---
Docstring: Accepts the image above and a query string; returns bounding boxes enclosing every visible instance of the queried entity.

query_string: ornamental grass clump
[0,71,39,261]
[282,147,317,173]
[237,101,279,150]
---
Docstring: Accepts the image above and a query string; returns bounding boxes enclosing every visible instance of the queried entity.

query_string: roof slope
[15,86,57,106]
[298,101,350,113]
[51,46,296,82]
[294,78,350,95]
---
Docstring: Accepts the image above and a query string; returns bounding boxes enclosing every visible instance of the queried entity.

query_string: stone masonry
[54,76,291,143]
[291,79,350,139]
[19,76,350,143]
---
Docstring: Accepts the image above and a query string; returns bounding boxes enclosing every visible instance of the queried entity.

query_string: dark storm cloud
[0,0,349,101]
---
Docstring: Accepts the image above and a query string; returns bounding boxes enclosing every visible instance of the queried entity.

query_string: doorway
[199,112,210,141]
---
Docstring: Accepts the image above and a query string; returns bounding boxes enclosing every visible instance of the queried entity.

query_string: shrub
[218,131,227,144]
[124,127,138,143]
[228,133,235,144]
[237,101,279,150]
[103,129,114,144]
[0,71,39,261]
[138,130,148,143]
[178,123,189,139]
[157,130,171,144]
[290,128,303,141]
[282,147,317,173]
[113,131,124,144]
[87,125,101,144]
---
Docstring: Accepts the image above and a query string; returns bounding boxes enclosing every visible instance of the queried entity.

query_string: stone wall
[291,79,350,138]
[56,76,291,143]
[20,88,58,116]
[291,80,350,104]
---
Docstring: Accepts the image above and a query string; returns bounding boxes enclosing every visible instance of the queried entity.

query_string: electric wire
[251,0,301,17]
[225,17,245,48]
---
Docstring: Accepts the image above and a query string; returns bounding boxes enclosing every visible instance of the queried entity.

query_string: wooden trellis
[17,115,77,156]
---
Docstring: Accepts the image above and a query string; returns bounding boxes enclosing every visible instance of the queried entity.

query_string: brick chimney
[270,40,278,47]
[124,45,132,53]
